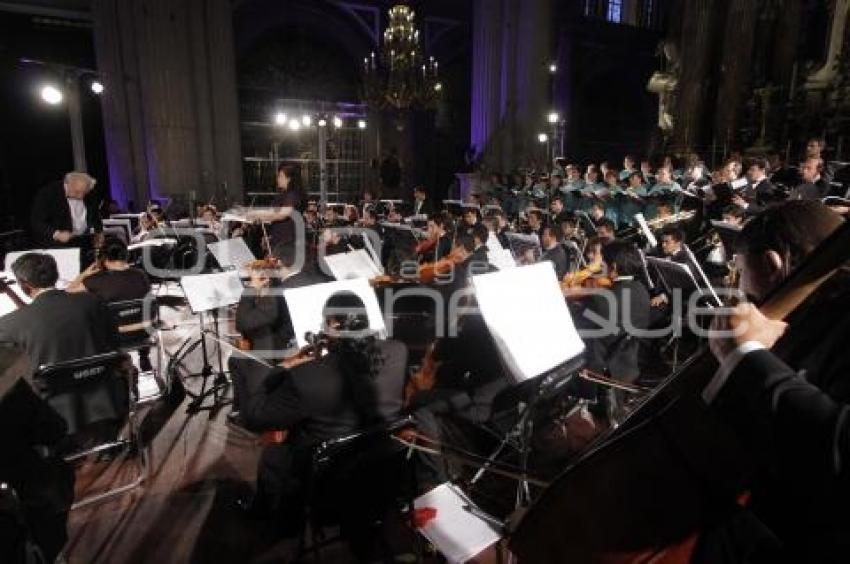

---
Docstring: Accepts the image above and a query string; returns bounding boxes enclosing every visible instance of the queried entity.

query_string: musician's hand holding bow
[709,302,787,362]
[52,230,73,244]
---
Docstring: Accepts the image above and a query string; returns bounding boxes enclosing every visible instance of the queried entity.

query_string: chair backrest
[108,297,158,349]
[102,226,128,246]
[33,351,130,436]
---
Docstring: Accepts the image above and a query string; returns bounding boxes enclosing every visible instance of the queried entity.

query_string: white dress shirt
[67,198,88,236]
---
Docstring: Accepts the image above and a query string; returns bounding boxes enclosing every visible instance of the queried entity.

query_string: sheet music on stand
[633,213,658,248]
[471,262,585,383]
[323,249,382,281]
[207,237,256,271]
[284,278,386,348]
[486,233,516,270]
[645,257,698,298]
[504,232,541,262]
[413,483,502,564]
[179,270,244,314]
[4,248,80,289]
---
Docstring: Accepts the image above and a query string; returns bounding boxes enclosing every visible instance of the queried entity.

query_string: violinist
[574,240,650,420]
[233,291,407,538]
[65,236,151,302]
[412,185,433,216]
[540,225,569,280]
[417,213,452,263]
[595,218,616,243]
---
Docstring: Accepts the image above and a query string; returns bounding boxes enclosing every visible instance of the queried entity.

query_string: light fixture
[537,133,549,144]
[288,118,301,131]
[274,112,287,126]
[40,84,63,105]
[91,80,104,94]
[333,116,343,128]
[548,62,558,74]
[357,119,367,129]
[318,118,327,127]
[547,111,560,124]
[434,82,443,92]
[301,114,312,127]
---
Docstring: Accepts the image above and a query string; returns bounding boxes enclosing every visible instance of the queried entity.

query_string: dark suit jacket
[713,348,850,560]
[240,342,406,447]
[30,181,102,247]
[0,289,119,369]
[581,278,650,381]
[743,178,780,214]
[541,244,569,279]
[413,198,434,217]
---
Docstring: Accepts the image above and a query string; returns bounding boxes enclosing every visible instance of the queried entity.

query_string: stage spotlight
[537,133,549,143]
[333,116,343,128]
[91,81,104,94]
[548,62,558,74]
[357,119,367,129]
[547,111,559,124]
[274,112,287,126]
[288,118,301,131]
[40,84,63,105]
[301,114,312,127]
[434,82,443,92]
[318,118,327,127]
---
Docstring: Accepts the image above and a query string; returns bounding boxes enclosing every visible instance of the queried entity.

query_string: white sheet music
[179,270,244,314]
[127,238,178,251]
[323,249,382,281]
[4,248,80,289]
[414,483,501,564]
[207,237,256,271]
[284,278,386,348]
[634,213,658,248]
[472,262,584,382]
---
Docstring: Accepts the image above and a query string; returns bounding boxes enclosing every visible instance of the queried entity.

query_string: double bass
[509,220,850,562]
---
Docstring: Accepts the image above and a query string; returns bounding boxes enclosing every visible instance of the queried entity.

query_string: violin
[560,263,613,297]
[403,341,441,406]
[417,246,466,284]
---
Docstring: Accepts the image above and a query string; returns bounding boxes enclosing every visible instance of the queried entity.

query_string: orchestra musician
[232,291,407,539]
[697,201,848,562]
[241,163,304,261]
[539,224,569,280]
[412,185,434,216]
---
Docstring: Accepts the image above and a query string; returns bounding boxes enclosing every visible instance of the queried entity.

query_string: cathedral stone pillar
[92,0,243,211]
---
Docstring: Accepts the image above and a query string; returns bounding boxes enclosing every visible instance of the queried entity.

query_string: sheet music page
[284,278,386,347]
[324,249,381,281]
[472,262,584,382]
[413,483,501,563]
[179,270,244,313]
[634,213,658,248]
[207,237,256,271]
[4,248,80,288]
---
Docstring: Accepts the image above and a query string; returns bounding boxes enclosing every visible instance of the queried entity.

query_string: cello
[509,220,850,562]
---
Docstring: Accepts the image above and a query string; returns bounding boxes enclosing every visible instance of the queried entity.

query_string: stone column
[91,0,243,211]
[470,0,504,165]
[713,0,760,151]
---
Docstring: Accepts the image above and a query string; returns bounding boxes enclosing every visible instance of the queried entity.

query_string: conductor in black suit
[30,172,103,248]
[0,253,118,369]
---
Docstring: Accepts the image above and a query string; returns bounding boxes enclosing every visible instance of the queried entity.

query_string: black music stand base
[168,311,231,415]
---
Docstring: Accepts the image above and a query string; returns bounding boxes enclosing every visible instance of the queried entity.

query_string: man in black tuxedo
[733,156,779,214]
[412,185,434,216]
[0,253,118,369]
[30,172,102,248]
[790,157,830,200]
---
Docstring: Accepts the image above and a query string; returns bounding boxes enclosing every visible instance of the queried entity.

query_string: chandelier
[361,4,442,110]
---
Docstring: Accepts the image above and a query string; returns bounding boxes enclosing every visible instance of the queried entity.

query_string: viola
[417,247,466,284]
[560,263,613,296]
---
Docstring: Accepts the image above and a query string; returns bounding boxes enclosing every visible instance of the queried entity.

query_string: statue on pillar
[647,40,680,136]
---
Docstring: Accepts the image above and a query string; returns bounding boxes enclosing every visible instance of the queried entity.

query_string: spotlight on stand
[288,118,301,131]
[91,80,104,94]
[40,84,63,105]
[333,116,343,128]
[318,118,327,127]
[548,62,558,74]
[301,114,312,127]
[274,112,287,126]
[547,111,560,124]
[537,133,549,144]
[357,119,367,130]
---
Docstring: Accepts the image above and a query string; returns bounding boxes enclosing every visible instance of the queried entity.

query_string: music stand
[170,270,244,413]
[504,232,541,262]
[468,262,586,504]
[207,237,256,272]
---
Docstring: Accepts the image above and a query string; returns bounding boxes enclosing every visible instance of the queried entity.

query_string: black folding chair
[33,351,147,509]
[300,416,416,562]
[108,297,167,400]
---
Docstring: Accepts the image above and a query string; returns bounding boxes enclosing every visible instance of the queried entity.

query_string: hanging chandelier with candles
[361,4,442,110]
